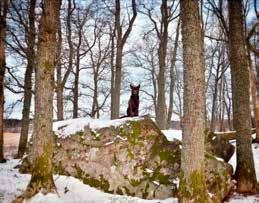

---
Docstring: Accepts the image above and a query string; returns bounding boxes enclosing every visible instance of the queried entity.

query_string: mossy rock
[206,131,235,162]
[19,116,233,201]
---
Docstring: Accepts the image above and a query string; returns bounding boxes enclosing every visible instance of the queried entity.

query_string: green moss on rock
[75,165,110,192]
[179,169,209,203]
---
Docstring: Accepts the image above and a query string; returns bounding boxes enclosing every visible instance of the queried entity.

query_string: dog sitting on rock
[125,84,140,117]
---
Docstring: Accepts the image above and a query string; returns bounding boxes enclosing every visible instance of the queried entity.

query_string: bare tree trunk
[166,19,180,129]
[111,0,123,119]
[55,0,73,120]
[110,27,115,119]
[219,73,226,131]
[112,42,122,119]
[219,48,227,132]
[0,0,8,163]
[255,9,259,142]
[224,77,233,130]
[151,67,158,114]
[247,49,259,140]
[17,0,36,158]
[17,1,61,200]
[56,2,63,121]
[210,46,224,132]
[73,42,80,118]
[156,0,169,129]
[73,63,79,118]
[91,71,98,118]
[228,0,257,193]
[67,0,74,117]
[111,0,137,119]
[179,0,208,202]
[210,84,218,131]
[73,12,86,119]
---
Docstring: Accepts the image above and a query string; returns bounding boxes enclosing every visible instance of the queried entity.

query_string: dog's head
[130,84,140,95]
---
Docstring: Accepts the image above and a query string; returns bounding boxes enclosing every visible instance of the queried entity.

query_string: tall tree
[67,0,75,118]
[228,0,257,193]
[72,6,86,119]
[16,0,36,158]
[0,0,8,163]
[72,5,93,118]
[55,0,63,121]
[179,0,208,202]
[88,24,111,118]
[209,43,227,132]
[166,19,180,129]
[111,0,137,119]
[156,0,170,129]
[155,0,170,129]
[55,0,74,120]
[140,0,179,128]
[18,0,61,199]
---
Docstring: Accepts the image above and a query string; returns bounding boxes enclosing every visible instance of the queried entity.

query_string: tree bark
[248,53,256,128]
[18,0,61,199]
[73,61,79,118]
[17,0,36,158]
[0,0,8,163]
[73,11,86,119]
[166,19,180,129]
[111,0,137,119]
[210,85,218,131]
[255,12,259,141]
[248,29,259,141]
[219,72,226,131]
[91,71,98,118]
[210,63,220,132]
[228,0,257,193]
[111,0,123,119]
[156,0,169,129]
[55,0,74,120]
[179,0,208,202]
[56,1,63,121]
[110,26,115,119]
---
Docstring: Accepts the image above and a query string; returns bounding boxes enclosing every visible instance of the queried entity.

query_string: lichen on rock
[19,116,233,201]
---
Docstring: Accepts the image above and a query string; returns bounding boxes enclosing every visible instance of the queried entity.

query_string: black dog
[126,84,140,117]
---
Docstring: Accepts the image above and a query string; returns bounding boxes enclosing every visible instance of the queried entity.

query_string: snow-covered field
[1,117,259,203]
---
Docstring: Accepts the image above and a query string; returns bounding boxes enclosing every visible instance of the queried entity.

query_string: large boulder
[20,116,233,201]
[206,131,235,162]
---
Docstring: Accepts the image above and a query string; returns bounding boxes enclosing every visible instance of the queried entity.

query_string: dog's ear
[137,84,140,89]
[130,84,133,89]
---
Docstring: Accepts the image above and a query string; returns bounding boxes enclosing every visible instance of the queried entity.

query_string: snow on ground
[170,114,181,122]
[225,194,259,203]
[0,159,177,203]
[53,116,144,138]
[229,142,259,181]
